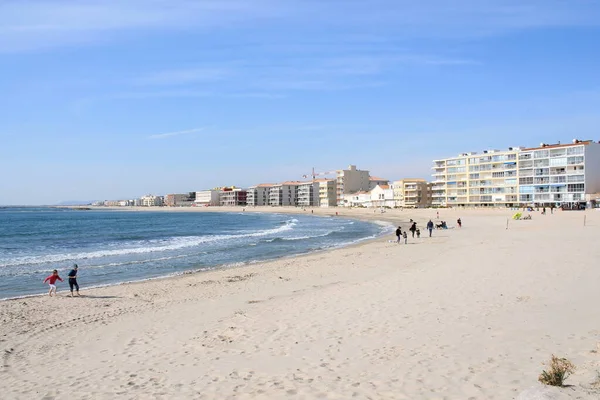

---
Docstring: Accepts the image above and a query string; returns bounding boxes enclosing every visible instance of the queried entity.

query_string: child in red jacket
[43,270,63,297]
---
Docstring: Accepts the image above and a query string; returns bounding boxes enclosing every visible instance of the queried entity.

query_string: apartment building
[195,190,220,206]
[140,195,163,207]
[392,179,432,208]
[432,140,600,207]
[269,182,300,206]
[164,192,195,207]
[297,181,320,207]
[336,165,370,206]
[220,188,247,206]
[517,140,600,206]
[316,179,336,207]
[247,184,273,206]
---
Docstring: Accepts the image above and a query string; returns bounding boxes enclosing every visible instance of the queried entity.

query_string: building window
[567,146,584,155]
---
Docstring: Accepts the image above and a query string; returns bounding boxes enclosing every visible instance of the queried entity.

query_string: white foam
[0,219,297,268]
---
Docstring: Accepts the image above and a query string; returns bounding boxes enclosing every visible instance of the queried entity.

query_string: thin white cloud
[114,90,285,100]
[148,127,206,140]
[134,68,230,86]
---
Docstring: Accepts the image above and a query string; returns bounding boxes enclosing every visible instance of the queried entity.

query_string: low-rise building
[342,191,371,207]
[369,184,395,208]
[195,190,220,206]
[392,179,432,208]
[247,184,274,206]
[165,192,196,207]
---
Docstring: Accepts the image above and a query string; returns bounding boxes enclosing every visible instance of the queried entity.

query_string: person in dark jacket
[427,220,434,237]
[395,227,402,244]
[67,264,80,297]
[409,222,417,238]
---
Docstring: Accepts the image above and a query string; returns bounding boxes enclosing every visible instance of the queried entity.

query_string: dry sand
[1,207,600,399]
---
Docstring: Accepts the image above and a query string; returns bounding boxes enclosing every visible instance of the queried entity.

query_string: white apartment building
[297,181,320,207]
[247,184,273,206]
[316,179,336,207]
[517,141,600,206]
[368,177,390,190]
[140,195,163,207]
[269,182,300,206]
[392,179,432,208]
[195,190,220,206]
[432,140,600,207]
[336,165,370,206]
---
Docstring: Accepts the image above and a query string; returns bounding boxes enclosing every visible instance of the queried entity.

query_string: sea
[0,208,389,299]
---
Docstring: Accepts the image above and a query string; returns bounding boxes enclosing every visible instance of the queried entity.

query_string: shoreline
[1,208,396,301]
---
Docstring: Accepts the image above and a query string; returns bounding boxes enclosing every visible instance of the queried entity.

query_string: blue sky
[1,0,600,205]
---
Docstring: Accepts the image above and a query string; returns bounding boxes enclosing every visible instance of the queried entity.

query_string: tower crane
[302,168,337,181]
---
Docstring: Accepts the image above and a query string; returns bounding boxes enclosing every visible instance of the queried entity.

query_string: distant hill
[54,200,95,206]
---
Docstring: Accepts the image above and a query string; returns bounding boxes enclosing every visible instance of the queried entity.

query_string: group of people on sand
[394,216,463,244]
[43,264,81,297]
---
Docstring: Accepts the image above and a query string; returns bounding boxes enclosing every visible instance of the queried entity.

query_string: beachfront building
[517,140,600,208]
[297,181,320,207]
[195,190,220,207]
[369,184,395,208]
[342,191,371,207]
[220,187,247,207]
[269,182,300,206]
[368,177,390,190]
[431,139,600,208]
[392,179,432,208]
[316,179,336,207]
[140,195,163,207]
[336,165,370,206]
[247,184,273,206]
[164,192,195,207]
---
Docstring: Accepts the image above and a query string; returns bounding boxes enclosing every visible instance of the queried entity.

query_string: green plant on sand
[538,355,576,387]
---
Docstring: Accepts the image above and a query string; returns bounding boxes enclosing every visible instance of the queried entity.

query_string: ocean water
[0,208,388,299]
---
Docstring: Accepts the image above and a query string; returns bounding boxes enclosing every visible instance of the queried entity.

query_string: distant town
[93,139,600,209]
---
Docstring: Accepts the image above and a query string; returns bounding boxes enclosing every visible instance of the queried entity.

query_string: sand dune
[1,207,599,399]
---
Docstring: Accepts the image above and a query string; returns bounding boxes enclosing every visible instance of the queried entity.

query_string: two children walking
[43,264,80,297]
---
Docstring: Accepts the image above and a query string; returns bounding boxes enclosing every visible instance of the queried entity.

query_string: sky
[1,0,600,205]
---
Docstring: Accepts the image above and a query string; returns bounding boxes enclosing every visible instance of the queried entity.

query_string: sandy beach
[1,207,600,399]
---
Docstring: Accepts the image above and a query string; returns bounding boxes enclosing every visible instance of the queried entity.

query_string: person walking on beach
[436,211,439,219]
[67,264,80,297]
[409,222,417,238]
[416,228,420,238]
[43,270,63,297]
[395,226,402,244]
[427,219,434,237]
[402,231,408,244]
[457,218,462,228]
